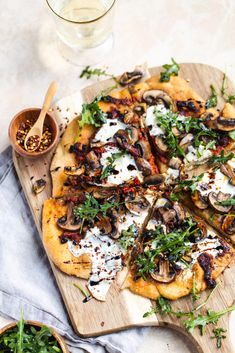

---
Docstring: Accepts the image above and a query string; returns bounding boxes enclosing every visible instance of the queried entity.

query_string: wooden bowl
[0,320,69,353]
[8,108,59,158]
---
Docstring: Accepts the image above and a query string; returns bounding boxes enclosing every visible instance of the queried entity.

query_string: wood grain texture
[13,64,235,353]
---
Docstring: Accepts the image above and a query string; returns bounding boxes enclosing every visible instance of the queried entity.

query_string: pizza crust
[42,198,91,278]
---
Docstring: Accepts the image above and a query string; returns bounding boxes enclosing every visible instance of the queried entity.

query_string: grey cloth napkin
[0,146,149,353]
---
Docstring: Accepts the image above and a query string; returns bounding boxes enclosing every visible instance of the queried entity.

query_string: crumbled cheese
[197,168,235,197]
[92,118,127,145]
[184,144,212,165]
[100,146,143,185]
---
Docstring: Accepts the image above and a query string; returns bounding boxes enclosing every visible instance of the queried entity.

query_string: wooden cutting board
[13,63,235,353]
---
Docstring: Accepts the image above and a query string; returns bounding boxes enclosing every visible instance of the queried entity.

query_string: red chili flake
[133,177,141,186]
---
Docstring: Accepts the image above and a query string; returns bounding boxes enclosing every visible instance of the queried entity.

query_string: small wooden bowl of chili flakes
[8,108,59,158]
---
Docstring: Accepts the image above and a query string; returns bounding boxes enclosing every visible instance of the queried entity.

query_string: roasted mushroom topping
[179,133,194,152]
[191,191,208,210]
[114,129,140,157]
[143,90,173,108]
[127,126,139,143]
[119,70,143,86]
[158,207,177,228]
[133,104,146,116]
[123,110,139,125]
[150,258,176,283]
[172,203,185,223]
[96,215,112,234]
[57,203,81,231]
[222,215,235,235]
[217,116,235,131]
[176,99,202,117]
[220,163,235,186]
[208,191,232,213]
[168,156,182,169]
[144,174,165,186]
[86,151,101,171]
[64,165,85,176]
[109,210,119,239]
[92,188,115,199]
[125,194,150,216]
[135,140,152,159]
[172,126,182,137]
[154,136,168,155]
[32,178,46,194]
[201,109,219,130]
[135,157,152,176]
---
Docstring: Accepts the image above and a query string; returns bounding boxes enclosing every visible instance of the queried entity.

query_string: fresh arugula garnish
[73,194,120,230]
[221,73,235,104]
[205,85,218,109]
[211,327,227,348]
[80,66,111,80]
[184,306,235,335]
[208,151,234,166]
[118,224,138,250]
[169,192,180,202]
[174,174,204,194]
[160,58,180,82]
[73,283,90,297]
[79,95,107,128]
[101,151,126,180]
[192,271,200,301]
[217,198,235,206]
[193,130,217,149]
[135,219,198,278]
[0,312,62,353]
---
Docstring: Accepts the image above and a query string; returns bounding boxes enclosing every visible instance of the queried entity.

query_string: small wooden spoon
[24,81,57,151]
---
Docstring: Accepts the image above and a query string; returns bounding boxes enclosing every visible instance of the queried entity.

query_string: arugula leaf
[205,85,218,109]
[160,58,180,82]
[135,219,198,278]
[208,151,234,166]
[184,305,235,335]
[79,96,107,128]
[221,73,235,104]
[118,224,138,250]
[101,151,125,180]
[217,198,235,206]
[0,312,63,353]
[228,130,235,140]
[80,66,109,79]
[143,297,187,318]
[174,174,204,194]
[73,194,120,228]
[73,283,90,297]
[211,327,227,348]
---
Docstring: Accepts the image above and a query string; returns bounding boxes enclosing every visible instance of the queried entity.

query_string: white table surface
[1,0,235,352]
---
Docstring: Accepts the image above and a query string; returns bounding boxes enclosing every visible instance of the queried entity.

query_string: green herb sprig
[221,73,235,104]
[205,85,218,109]
[101,151,126,180]
[208,151,234,166]
[0,312,62,353]
[80,65,116,81]
[217,198,235,206]
[160,58,180,82]
[192,271,200,301]
[118,224,138,250]
[79,95,107,128]
[211,327,227,348]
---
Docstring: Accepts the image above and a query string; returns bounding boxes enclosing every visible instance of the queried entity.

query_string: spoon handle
[41,81,58,114]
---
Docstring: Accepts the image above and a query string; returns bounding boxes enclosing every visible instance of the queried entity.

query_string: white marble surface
[1,0,235,352]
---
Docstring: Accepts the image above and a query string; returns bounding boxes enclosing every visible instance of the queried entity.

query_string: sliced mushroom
[57,203,81,232]
[208,191,232,213]
[135,140,152,159]
[119,70,143,86]
[220,163,235,186]
[123,110,139,125]
[144,174,165,185]
[64,165,85,176]
[172,126,182,137]
[217,116,235,131]
[127,126,139,143]
[191,191,208,210]
[125,194,150,216]
[109,210,119,239]
[133,104,146,116]
[222,215,235,235]
[158,207,177,227]
[32,178,46,194]
[143,90,173,108]
[172,203,185,223]
[92,188,115,199]
[114,129,140,157]
[86,151,101,171]
[150,258,176,283]
[201,109,219,130]
[96,215,112,234]
[135,157,152,176]
[169,156,182,169]
[154,136,168,155]
[176,99,203,117]
[179,133,194,151]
